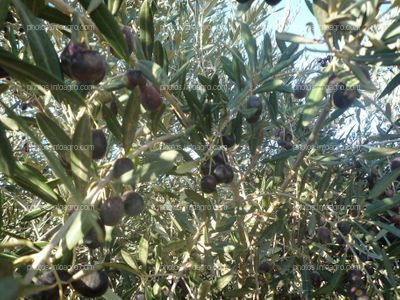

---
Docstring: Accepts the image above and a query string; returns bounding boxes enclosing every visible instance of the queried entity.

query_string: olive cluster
[83,157,145,249]
[200,149,235,194]
[125,70,163,111]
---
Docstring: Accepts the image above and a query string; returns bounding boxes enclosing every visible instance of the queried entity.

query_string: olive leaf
[140,0,155,60]
[78,0,129,60]
[0,123,15,176]
[71,113,92,194]
[122,89,141,151]
[301,73,330,127]
[13,0,63,79]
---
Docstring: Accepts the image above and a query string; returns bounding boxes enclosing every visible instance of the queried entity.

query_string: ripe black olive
[140,85,163,111]
[112,158,134,179]
[201,175,217,193]
[213,164,234,184]
[100,196,124,226]
[92,129,107,160]
[122,191,145,216]
[71,270,109,298]
[245,96,262,123]
[317,226,331,244]
[60,41,106,85]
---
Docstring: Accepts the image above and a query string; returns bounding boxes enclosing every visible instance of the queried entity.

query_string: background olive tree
[0,0,400,299]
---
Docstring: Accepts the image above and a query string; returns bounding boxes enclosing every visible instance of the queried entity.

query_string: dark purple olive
[390,157,400,171]
[258,261,270,273]
[347,269,363,284]
[100,196,124,226]
[92,129,107,160]
[200,159,216,176]
[336,235,345,245]
[112,158,134,179]
[140,85,163,111]
[222,135,235,148]
[201,175,217,193]
[6,13,15,23]
[71,270,109,298]
[293,82,308,99]
[212,151,227,164]
[365,265,374,275]
[333,82,357,109]
[317,226,331,244]
[111,26,134,57]
[32,271,71,300]
[21,102,29,110]
[265,0,282,5]
[277,139,293,150]
[122,191,145,216]
[337,221,352,235]
[310,271,322,288]
[60,41,106,84]
[126,70,147,90]
[213,164,234,184]
[245,96,262,123]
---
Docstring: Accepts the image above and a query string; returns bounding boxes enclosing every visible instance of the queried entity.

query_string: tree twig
[281,100,332,191]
